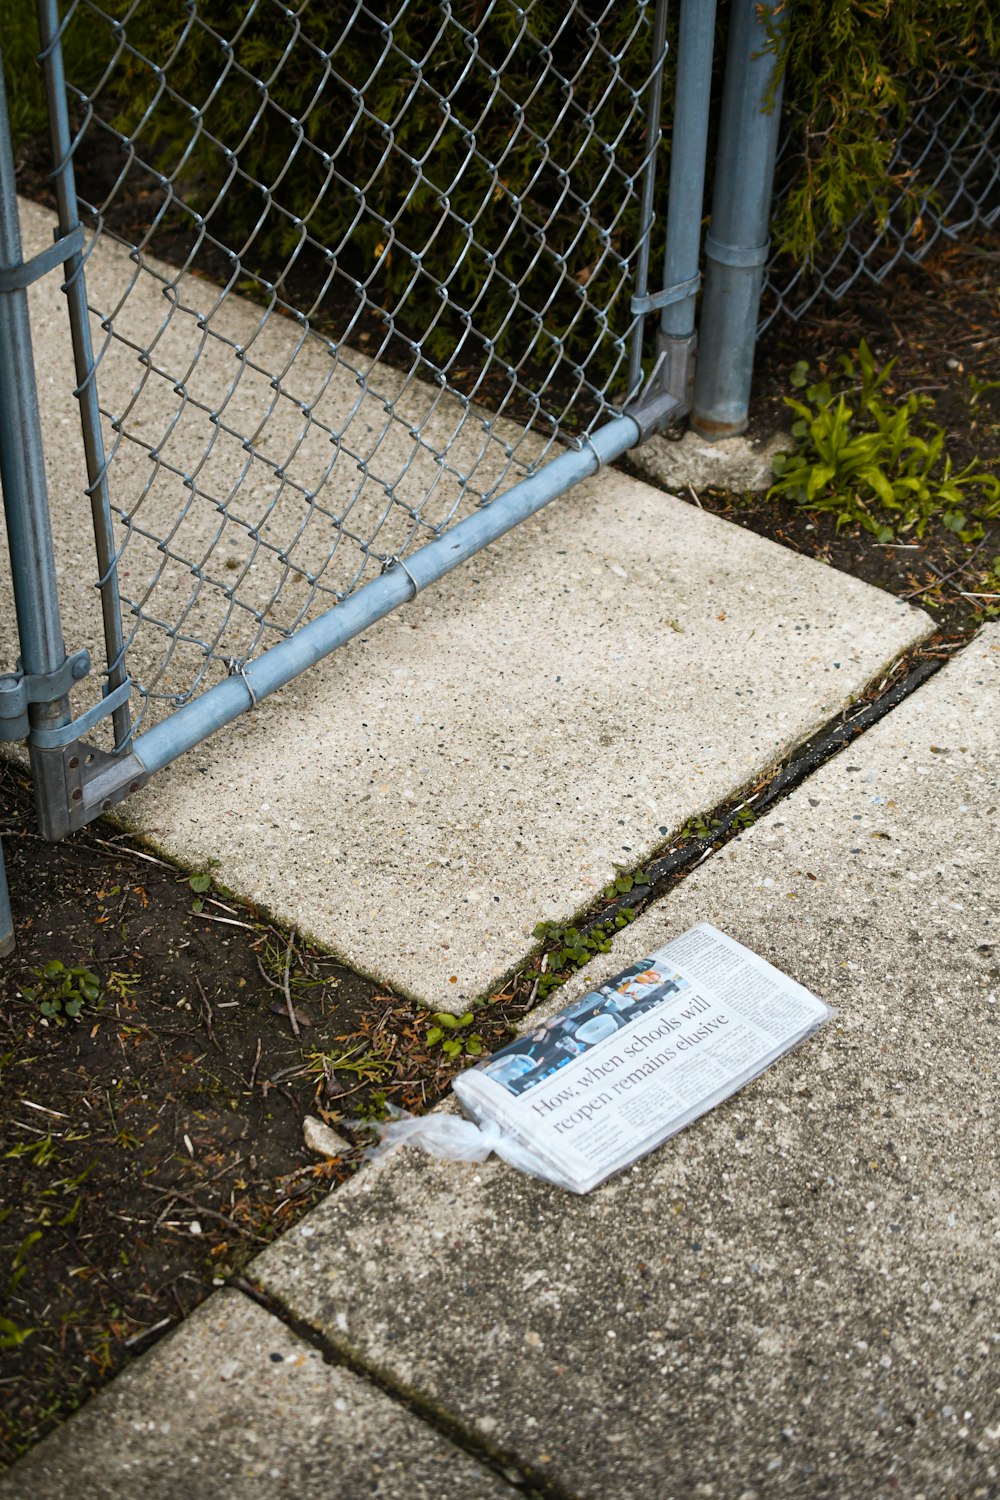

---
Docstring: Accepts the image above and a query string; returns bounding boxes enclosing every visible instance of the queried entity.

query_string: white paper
[453,923,833,1192]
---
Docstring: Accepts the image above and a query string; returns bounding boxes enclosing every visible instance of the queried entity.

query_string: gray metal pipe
[627,0,671,396]
[36,0,132,749]
[0,49,70,737]
[134,415,641,777]
[690,0,785,438]
[0,835,13,956]
[659,0,718,345]
[634,0,718,418]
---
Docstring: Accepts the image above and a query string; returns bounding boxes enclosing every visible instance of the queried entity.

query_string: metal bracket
[0,225,85,294]
[621,331,697,443]
[31,740,150,842]
[0,650,91,742]
[624,387,683,445]
[630,272,701,317]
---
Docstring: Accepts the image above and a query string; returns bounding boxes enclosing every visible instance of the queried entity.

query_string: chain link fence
[32,0,665,738]
[4,2,997,770]
[760,61,1000,334]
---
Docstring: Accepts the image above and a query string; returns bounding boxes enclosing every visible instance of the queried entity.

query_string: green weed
[306,1044,395,1086]
[602,867,651,900]
[530,912,635,1001]
[769,341,1000,543]
[0,1231,43,1350]
[425,1012,485,1060]
[22,961,101,1023]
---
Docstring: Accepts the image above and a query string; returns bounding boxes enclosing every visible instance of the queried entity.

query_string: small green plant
[602,867,650,900]
[769,340,1000,543]
[306,1045,395,1086]
[187,871,211,912]
[679,814,723,841]
[977,554,1000,620]
[5,1136,59,1168]
[185,859,226,911]
[969,373,1000,409]
[0,1230,43,1350]
[531,911,635,1000]
[22,961,101,1022]
[425,1012,485,1060]
[353,1090,392,1122]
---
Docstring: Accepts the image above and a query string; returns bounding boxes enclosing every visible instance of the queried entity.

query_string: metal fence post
[36,0,132,753]
[690,0,786,438]
[0,835,13,955]
[656,0,718,414]
[627,0,717,424]
[0,47,75,817]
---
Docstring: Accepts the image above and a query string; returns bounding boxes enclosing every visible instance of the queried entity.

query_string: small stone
[303,1115,350,1159]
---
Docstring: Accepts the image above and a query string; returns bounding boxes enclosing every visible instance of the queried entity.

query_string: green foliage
[425,1012,484,1060]
[22,961,101,1023]
[1,9,111,158]
[353,1090,392,1122]
[81,0,655,377]
[769,341,1000,541]
[603,867,650,900]
[530,911,635,1000]
[184,869,214,914]
[677,804,755,842]
[0,1231,43,1350]
[978,554,1000,620]
[764,1,1000,263]
[306,1045,394,1085]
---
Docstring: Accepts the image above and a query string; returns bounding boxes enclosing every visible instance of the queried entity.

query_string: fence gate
[1,0,793,948]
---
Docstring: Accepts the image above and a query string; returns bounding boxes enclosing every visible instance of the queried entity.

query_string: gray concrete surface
[2,198,932,1007]
[0,1289,514,1500]
[250,625,1000,1499]
[629,426,789,495]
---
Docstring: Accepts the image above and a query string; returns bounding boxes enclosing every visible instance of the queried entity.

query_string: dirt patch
[0,763,517,1465]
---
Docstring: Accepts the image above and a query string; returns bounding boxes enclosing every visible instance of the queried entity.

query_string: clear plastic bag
[363,1109,576,1189]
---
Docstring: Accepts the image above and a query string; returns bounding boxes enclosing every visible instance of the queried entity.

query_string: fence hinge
[0,650,91,742]
[31,740,150,841]
[621,333,697,443]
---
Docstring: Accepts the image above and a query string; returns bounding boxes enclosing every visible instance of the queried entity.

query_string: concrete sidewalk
[5,625,996,1498]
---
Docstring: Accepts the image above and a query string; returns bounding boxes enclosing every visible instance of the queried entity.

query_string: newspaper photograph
[453,923,833,1193]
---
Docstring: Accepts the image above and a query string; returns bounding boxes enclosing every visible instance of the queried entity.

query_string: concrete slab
[629,426,789,495]
[0,1288,514,1500]
[2,199,931,1005]
[252,626,1000,1499]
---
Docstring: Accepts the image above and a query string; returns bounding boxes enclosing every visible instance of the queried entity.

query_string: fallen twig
[282,931,300,1038]
[139,1182,255,1237]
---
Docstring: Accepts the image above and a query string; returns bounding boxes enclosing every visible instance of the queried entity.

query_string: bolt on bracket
[622,331,697,444]
[31,739,150,842]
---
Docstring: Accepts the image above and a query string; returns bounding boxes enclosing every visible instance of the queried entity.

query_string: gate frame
[0,0,787,951]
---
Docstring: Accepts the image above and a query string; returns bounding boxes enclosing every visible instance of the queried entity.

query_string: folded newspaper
[448,922,833,1193]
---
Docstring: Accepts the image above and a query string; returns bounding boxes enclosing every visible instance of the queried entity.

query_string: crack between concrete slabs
[531,630,966,956]
[226,1274,576,1500]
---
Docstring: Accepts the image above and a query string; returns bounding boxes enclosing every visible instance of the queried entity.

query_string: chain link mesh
[760,62,1000,334]
[43,0,664,737]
